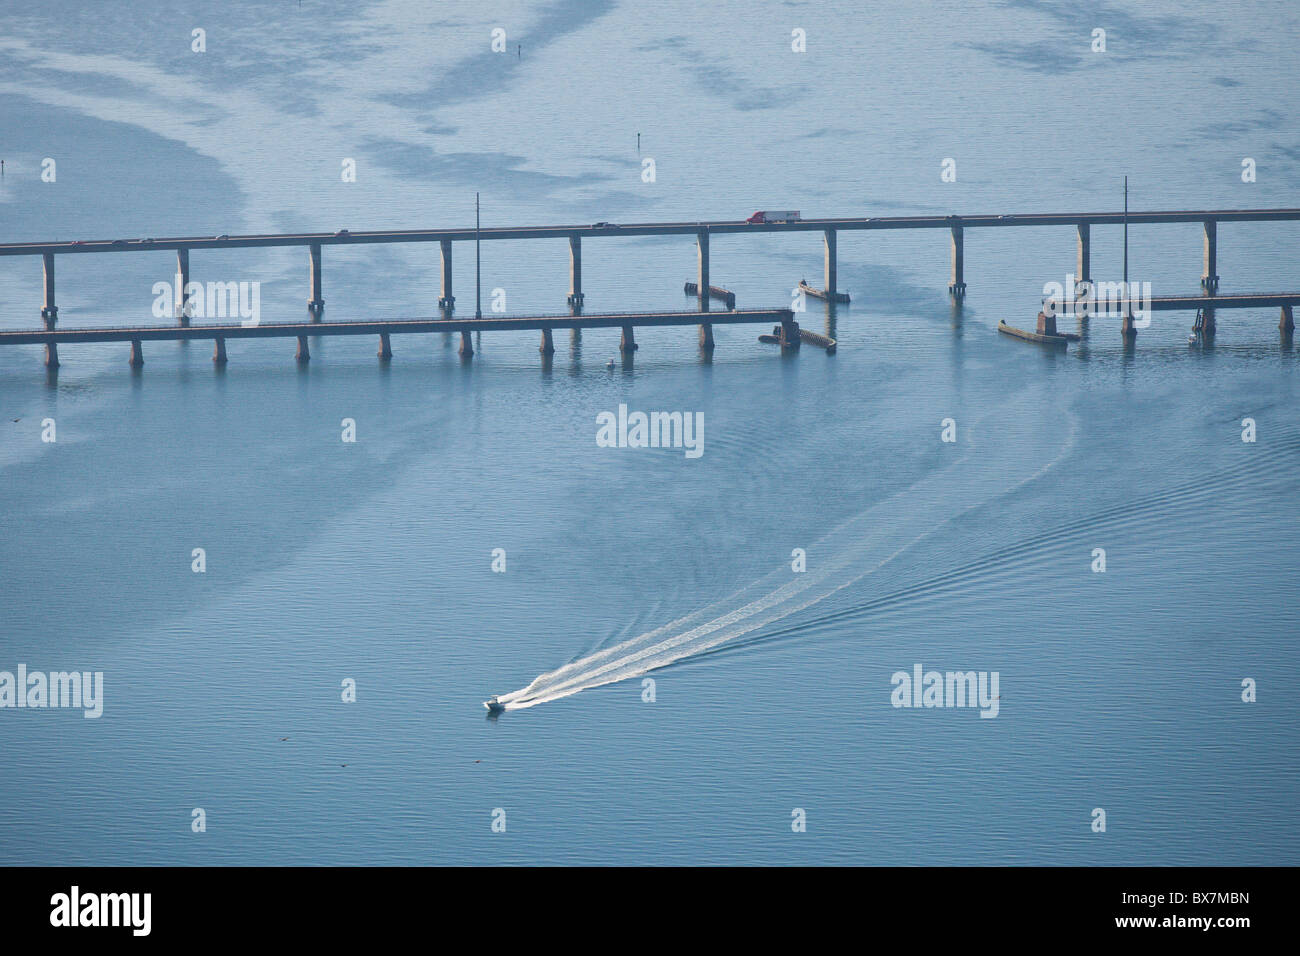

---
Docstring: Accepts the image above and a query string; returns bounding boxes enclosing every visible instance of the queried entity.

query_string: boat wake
[489,387,1091,712]
[490,400,1300,712]
[686,428,1300,667]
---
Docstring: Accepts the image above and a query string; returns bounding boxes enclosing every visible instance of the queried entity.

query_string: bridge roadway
[2,208,1298,256]
[0,309,795,344]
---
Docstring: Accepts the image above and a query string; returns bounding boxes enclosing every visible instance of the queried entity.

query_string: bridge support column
[129,339,144,367]
[439,240,455,311]
[824,229,837,299]
[780,319,801,349]
[213,336,228,364]
[948,223,966,298]
[307,243,324,319]
[459,330,473,356]
[296,335,310,362]
[1121,313,1137,340]
[567,235,584,307]
[697,228,712,348]
[1076,223,1090,294]
[41,253,59,367]
[540,327,555,354]
[378,332,392,360]
[176,249,191,325]
[1281,305,1295,333]
[696,229,711,310]
[569,290,583,346]
[1202,307,1216,336]
[1201,220,1219,292]
[621,325,637,352]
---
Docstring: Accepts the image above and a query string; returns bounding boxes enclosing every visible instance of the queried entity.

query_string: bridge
[0,309,801,367]
[1049,291,1300,336]
[2,206,1297,366]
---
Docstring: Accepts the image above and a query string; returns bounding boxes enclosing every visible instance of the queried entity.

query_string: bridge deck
[0,309,794,345]
[2,209,1298,256]
[1054,292,1300,313]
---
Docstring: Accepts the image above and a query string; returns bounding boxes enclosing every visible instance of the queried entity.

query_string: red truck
[746,210,801,224]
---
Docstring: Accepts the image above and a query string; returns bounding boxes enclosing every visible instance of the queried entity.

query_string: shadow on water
[381,0,616,113]
[949,296,964,332]
[567,334,583,377]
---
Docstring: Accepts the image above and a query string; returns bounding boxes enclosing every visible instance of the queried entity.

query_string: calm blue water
[1,0,1298,865]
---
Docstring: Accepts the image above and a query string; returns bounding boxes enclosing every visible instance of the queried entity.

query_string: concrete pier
[1076,223,1090,292]
[439,239,455,311]
[378,332,392,359]
[1281,304,1295,333]
[307,242,324,319]
[129,339,144,367]
[824,229,838,300]
[459,330,473,356]
[948,222,966,298]
[1121,314,1138,340]
[176,249,191,325]
[41,253,57,323]
[696,229,710,309]
[567,235,584,307]
[1036,311,1058,336]
[780,319,801,349]
[42,253,58,367]
[1198,305,1216,336]
[569,290,583,346]
[696,229,711,349]
[1202,220,1219,292]
[621,325,638,351]
[540,326,555,354]
[296,334,310,361]
[213,336,228,364]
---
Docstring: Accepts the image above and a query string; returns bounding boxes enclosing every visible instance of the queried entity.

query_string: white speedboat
[484,697,505,714]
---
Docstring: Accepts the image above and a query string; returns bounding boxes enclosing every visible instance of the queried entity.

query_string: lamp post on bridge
[459,192,481,358]
[1122,175,1136,340]
[476,192,482,320]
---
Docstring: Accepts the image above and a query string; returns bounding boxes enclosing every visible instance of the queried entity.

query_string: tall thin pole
[1122,175,1129,316]
[475,192,482,319]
